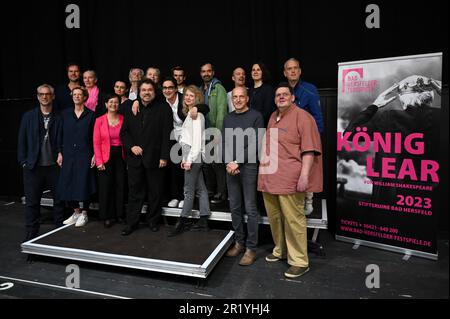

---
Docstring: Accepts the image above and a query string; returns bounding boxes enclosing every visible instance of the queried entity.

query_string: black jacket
[18,107,63,170]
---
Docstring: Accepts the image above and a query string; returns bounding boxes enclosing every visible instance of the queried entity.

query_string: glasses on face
[162,86,175,91]
[38,93,52,97]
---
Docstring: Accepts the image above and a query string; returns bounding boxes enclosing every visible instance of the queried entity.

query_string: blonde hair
[182,85,204,115]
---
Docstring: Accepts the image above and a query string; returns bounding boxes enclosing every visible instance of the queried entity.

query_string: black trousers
[169,143,184,200]
[98,146,125,220]
[203,162,227,196]
[23,165,64,242]
[127,164,164,228]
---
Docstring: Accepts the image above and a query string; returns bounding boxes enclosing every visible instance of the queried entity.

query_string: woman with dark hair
[60,86,97,227]
[248,62,276,126]
[93,93,126,227]
[113,80,133,115]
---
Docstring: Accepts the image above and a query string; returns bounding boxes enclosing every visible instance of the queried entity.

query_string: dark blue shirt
[293,80,324,134]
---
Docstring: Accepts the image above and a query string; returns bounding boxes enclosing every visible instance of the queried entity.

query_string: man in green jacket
[200,63,228,204]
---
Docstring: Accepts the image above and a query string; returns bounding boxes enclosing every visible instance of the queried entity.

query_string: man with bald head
[200,62,228,204]
[284,58,324,215]
[227,67,247,113]
[223,86,264,266]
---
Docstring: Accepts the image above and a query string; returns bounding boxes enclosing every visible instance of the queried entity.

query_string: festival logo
[342,68,377,94]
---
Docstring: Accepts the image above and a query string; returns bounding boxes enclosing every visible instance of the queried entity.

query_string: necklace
[108,115,119,126]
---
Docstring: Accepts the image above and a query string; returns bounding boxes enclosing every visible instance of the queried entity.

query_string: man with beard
[120,79,173,235]
[54,63,81,111]
[200,63,228,204]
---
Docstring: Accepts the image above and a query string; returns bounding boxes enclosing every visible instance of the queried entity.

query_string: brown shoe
[284,266,310,278]
[226,242,245,257]
[239,249,257,266]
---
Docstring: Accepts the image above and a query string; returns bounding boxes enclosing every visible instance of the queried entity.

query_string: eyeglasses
[162,86,175,91]
[38,93,52,97]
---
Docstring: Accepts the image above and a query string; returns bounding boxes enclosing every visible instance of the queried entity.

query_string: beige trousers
[263,192,308,267]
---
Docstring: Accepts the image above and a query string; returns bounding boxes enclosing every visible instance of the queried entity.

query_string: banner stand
[336,53,442,259]
[336,235,438,260]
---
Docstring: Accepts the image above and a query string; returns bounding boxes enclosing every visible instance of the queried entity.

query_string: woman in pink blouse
[93,94,126,227]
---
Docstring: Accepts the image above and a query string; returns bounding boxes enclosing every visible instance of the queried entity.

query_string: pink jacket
[93,114,125,166]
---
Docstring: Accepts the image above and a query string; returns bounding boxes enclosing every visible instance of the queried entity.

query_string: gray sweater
[222,108,265,165]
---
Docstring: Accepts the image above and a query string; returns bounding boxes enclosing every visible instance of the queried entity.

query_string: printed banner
[336,53,442,258]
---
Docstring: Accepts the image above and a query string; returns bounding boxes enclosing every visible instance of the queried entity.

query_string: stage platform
[21,223,234,278]
[1,201,448,299]
[35,192,328,242]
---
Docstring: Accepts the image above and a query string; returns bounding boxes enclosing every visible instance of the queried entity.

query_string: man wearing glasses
[161,77,209,209]
[258,83,323,278]
[18,84,65,246]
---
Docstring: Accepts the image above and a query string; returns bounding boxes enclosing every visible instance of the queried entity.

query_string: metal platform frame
[336,235,438,261]
[21,225,235,278]
[37,197,328,243]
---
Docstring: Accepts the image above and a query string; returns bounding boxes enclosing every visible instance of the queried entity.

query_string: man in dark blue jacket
[18,84,64,242]
[284,58,324,215]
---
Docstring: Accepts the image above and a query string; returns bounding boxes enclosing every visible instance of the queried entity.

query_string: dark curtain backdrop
[1,0,448,98]
[1,0,448,233]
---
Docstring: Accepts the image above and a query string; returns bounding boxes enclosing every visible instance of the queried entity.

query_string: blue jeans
[226,164,260,250]
[181,163,210,218]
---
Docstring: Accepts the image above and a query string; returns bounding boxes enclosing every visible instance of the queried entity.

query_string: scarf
[86,86,100,112]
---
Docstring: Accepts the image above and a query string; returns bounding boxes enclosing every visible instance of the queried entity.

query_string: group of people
[18,58,324,278]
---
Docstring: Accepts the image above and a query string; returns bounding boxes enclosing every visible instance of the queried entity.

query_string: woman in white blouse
[168,85,211,236]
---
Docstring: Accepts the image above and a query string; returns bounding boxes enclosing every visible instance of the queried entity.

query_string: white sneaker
[168,199,179,208]
[63,212,81,225]
[75,213,88,227]
[304,202,313,215]
[178,200,184,208]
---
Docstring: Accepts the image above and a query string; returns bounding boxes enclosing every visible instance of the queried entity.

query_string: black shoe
[191,217,210,231]
[210,193,226,204]
[149,223,160,232]
[168,217,189,237]
[121,225,136,236]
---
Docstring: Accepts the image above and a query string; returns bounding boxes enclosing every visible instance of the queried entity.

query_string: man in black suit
[120,79,173,235]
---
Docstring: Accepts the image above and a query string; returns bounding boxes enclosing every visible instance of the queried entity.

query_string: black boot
[168,217,189,237]
[191,216,209,231]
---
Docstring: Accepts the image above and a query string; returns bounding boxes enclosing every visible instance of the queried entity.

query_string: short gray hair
[83,70,97,80]
[37,84,54,95]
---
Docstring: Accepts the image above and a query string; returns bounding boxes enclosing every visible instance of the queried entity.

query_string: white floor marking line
[0,275,132,299]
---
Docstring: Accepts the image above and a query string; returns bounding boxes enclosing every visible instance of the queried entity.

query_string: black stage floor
[32,223,229,265]
[0,201,448,300]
